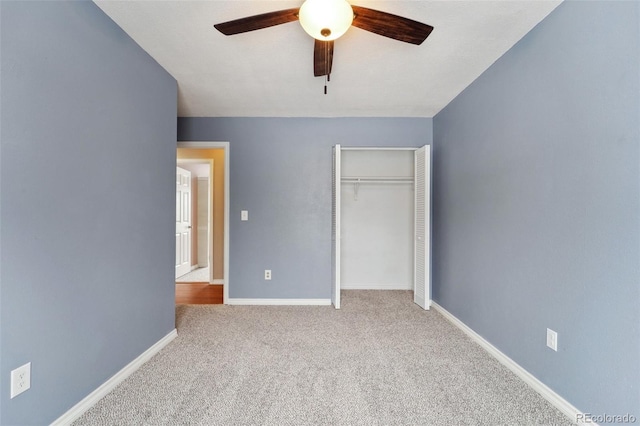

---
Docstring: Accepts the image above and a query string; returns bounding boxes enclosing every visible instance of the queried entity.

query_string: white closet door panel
[414,145,431,309]
[332,145,341,309]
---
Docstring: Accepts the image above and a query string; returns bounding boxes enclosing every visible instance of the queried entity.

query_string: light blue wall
[0,1,177,424]
[178,118,432,299]
[433,0,639,419]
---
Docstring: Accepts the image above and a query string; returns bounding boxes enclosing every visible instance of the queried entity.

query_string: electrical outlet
[546,328,558,352]
[10,362,31,399]
[264,269,272,280]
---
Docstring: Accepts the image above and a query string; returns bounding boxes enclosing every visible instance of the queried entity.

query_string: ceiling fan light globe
[299,0,353,41]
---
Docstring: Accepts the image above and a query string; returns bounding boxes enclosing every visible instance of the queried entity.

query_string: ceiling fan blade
[314,40,334,77]
[214,8,299,35]
[351,6,433,45]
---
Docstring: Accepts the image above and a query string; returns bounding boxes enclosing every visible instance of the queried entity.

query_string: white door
[414,145,431,309]
[176,167,192,278]
[332,145,341,309]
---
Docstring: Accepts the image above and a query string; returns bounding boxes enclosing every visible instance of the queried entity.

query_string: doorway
[176,160,213,282]
[332,145,431,310]
[176,142,230,304]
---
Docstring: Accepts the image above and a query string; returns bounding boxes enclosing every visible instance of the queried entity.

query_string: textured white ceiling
[94,0,562,118]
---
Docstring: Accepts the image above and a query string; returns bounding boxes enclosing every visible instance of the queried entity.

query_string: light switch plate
[241,210,248,221]
[546,328,558,351]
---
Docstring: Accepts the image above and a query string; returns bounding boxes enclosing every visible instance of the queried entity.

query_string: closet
[332,145,431,310]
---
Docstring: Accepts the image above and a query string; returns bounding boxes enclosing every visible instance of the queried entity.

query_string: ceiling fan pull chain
[326,41,330,83]
[324,42,328,95]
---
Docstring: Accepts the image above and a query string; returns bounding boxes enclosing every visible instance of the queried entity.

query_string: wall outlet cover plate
[10,362,31,399]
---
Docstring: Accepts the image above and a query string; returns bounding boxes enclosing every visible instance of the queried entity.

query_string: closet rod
[340,147,418,151]
[342,176,414,183]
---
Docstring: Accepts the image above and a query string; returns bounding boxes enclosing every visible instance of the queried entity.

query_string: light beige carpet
[74,291,573,425]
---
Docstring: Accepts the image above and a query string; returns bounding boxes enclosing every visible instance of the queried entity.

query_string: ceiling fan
[214,0,433,90]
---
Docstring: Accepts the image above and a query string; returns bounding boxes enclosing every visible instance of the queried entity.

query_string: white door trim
[332,144,341,309]
[177,141,230,304]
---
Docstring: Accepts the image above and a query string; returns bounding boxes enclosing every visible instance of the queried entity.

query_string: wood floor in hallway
[175,283,223,304]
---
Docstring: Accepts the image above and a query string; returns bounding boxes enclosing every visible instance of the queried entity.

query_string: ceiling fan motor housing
[299,0,354,40]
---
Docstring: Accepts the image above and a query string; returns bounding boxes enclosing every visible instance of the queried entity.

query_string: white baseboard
[431,302,581,424]
[227,298,332,306]
[51,329,178,426]
[342,283,412,290]
[212,279,224,285]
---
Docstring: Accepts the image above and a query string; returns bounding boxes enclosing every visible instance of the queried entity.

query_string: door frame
[177,141,230,304]
[332,144,341,309]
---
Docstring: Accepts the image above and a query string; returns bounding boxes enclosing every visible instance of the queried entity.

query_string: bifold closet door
[332,145,341,309]
[414,145,431,310]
